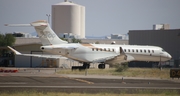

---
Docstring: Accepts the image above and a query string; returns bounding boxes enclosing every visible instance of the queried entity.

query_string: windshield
[162,49,166,52]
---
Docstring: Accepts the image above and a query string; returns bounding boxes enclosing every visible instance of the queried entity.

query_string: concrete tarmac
[0,68,180,93]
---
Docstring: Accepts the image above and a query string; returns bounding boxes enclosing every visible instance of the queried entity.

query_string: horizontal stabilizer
[4,24,31,27]
[5,20,68,45]
[4,20,48,27]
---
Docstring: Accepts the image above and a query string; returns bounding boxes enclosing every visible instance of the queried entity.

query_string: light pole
[159,52,163,71]
[46,14,51,25]
[160,55,162,71]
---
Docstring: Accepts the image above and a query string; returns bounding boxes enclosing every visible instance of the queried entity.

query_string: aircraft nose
[167,53,172,59]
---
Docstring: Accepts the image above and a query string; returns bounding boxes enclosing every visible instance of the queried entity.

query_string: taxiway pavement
[0,68,180,93]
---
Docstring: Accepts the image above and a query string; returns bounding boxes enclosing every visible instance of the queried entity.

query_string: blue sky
[0,0,180,37]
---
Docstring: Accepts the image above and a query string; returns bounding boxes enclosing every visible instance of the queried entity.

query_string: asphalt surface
[0,68,180,93]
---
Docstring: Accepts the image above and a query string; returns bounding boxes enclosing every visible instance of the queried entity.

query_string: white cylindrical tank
[52,1,85,38]
[80,5,85,39]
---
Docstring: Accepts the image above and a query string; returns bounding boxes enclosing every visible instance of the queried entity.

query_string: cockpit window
[162,49,165,52]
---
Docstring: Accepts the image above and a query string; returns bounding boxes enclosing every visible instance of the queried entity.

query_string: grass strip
[57,68,170,79]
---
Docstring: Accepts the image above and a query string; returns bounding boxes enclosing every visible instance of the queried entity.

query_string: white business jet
[6,20,172,69]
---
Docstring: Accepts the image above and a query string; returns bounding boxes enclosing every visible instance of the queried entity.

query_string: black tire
[98,64,105,69]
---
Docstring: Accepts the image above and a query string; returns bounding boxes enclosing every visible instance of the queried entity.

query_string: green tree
[0,34,16,58]
[71,38,81,43]
[60,38,69,42]
[115,62,129,72]
[0,34,16,46]
[95,41,99,44]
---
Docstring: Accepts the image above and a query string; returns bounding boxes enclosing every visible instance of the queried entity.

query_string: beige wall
[15,38,41,45]
[81,39,128,45]
[15,38,129,45]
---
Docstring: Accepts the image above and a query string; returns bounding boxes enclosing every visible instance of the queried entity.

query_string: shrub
[115,62,128,72]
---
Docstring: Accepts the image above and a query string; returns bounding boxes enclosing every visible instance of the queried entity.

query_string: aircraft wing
[106,47,135,63]
[41,45,78,50]
[92,56,115,63]
[7,46,67,59]
[93,47,135,64]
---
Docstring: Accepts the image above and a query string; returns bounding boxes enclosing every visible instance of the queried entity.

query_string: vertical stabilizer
[31,20,67,45]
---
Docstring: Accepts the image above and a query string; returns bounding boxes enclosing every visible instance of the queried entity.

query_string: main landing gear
[98,63,105,69]
[71,63,106,70]
[72,62,90,71]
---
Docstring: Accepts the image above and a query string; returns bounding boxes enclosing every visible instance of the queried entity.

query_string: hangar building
[129,29,180,68]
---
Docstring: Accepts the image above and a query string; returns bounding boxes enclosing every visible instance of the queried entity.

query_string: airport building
[128,26,180,68]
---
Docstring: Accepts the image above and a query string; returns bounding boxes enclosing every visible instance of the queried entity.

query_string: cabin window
[112,49,114,52]
[100,48,103,51]
[144,50,146,53]
[136,49,138,52]
[140,50,142,52]
[124,49,126,52]
[152,50,154,53]
[128,49,130,52]
[96,48,98,51]
[92,48,94,51]
[148,50,150,53]
[108,48,110,51]
[132,49,134,52]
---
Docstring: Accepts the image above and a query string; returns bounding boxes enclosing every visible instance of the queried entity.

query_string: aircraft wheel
[98,64,105,69]
[83,63,90,69]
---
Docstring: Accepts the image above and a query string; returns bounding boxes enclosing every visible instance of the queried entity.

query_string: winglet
[7,46,21,55]
[120,47,127,60]
[119,47,125,54]
[4,24,31,27]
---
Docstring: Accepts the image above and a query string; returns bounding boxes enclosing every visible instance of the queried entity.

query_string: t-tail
[31,20,67,45]
[5,20,68,45]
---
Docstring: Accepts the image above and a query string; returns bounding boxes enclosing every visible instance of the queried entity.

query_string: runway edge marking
[59,76,94,84]
[74,78,94,84]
